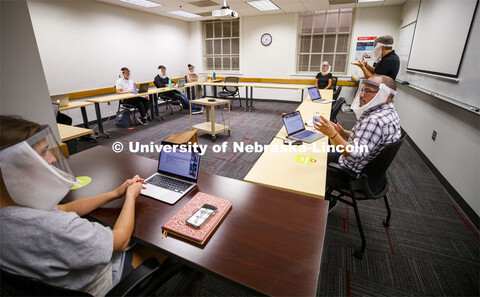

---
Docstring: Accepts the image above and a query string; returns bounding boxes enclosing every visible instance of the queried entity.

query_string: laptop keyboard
[146,175,192,193]
[294,130,314,139]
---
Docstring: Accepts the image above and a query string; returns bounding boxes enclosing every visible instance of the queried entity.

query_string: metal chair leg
[351,196,366,260]
[383,195,391,227]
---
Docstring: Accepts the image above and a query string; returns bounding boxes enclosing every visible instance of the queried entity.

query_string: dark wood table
[64,146,329,297]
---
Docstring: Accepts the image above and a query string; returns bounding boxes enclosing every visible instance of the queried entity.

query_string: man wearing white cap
[351,35,400,80]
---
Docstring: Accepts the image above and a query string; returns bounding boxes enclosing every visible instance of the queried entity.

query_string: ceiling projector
[212,0,238,18]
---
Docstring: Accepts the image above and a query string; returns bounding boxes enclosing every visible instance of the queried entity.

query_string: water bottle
[313,111,321,128]
[168,78,172,88]
[213,72,216,80]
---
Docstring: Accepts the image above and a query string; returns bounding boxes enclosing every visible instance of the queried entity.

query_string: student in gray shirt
[0,115,165,296]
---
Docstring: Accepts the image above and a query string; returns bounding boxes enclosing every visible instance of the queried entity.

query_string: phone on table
[186,204,217,228]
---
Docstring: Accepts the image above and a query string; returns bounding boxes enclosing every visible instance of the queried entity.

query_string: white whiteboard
[407,0,477,78]
[397,2,480,111]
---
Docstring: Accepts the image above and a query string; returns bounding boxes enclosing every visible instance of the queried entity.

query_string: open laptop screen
[283,111,305,136]
[158,144,200,182]
[308,87,321,100]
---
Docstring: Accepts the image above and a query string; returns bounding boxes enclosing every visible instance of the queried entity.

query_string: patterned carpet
[76,101,479,296]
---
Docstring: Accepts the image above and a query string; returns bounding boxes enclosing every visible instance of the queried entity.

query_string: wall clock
[261,33,272,46]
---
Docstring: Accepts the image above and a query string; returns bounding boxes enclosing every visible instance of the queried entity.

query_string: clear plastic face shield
[351,79,397,120]
[0,125,76,210]
[371,42,392,61]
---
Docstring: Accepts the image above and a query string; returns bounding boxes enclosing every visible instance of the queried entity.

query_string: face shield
[351,79,396,120]
[371,42,392,61]
[0,125,76,210]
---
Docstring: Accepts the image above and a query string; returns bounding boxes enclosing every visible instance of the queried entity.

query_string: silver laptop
[308,86,334,103]
[199,74,208,82]
[138,83,149,93]
[50,94,69,107]
[177,78,186,87]
[282,111,324,143]
[141,141,201,204]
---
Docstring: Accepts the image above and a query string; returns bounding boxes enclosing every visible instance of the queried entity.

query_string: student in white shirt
[115,67,150,126]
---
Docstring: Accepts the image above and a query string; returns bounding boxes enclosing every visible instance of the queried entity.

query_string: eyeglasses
[360,88,378,95]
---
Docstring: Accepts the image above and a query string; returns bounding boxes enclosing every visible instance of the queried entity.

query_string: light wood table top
[58,101,93,111]
[197,81,309,90]
[243,89,333,199]
[85,85,193,104]
[191,97,229,106]
[57,124,93,142]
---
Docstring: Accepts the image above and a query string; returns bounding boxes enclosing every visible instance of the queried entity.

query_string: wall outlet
[432,130,437,141]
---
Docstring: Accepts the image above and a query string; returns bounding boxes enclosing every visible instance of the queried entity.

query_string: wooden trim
[67,78,357,100]
[401,20,416,29]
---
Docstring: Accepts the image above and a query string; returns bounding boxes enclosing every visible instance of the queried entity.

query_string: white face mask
[351,80,396,120]
[321,64,331,75]
[159,70,166,79]
[371,42,392,62]
[0,126,76,210]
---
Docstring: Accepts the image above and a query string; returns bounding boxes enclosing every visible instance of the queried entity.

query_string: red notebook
[162,192,232,246]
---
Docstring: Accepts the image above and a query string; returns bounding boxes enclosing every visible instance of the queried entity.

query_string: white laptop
[198,74,208,82]
[282,111,324,143]
[50,94,69,107]
[141,141,201,204]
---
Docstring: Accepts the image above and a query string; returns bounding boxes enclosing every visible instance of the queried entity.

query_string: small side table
[190,98,231,141]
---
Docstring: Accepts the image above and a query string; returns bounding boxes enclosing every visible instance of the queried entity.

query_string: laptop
[199,74,208,82]
[308,86,334,103]
[141,141,201,204]
[50,94,69,107]
[282,111,324,143]
[177,78,186,87]
[133,83,149,94]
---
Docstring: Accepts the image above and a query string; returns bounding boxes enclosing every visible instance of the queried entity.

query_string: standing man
[116,67,150,126]
[351,35,400,80]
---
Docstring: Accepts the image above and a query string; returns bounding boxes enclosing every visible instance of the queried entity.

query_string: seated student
[0,116,167,296]
[116,67,150,126]
[313,75,401,192]
[186,64,203,99]
[154,65,203,114]
[315,61,333,89]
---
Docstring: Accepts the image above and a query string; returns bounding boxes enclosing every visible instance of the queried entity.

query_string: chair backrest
[1,268,90,296]
[333,85,342,101]
[331,76,338,91]
[224,76,239,93]
[330,97,345,122]
[360,131,407,193]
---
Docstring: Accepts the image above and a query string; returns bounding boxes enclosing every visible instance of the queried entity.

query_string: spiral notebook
[162,192,232,246]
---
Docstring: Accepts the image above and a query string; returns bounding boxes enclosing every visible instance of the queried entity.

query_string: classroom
[0,0,479,296]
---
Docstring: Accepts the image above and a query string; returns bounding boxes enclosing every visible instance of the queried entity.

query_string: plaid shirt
[339,102,401,174]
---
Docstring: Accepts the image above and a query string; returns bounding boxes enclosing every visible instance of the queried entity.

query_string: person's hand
[115,175,145,197]
[331,122,346,137]
[351,57,367,68]
[313,115,337,138]
[125,181,146,201]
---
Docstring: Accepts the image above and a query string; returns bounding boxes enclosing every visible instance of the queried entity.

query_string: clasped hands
[114,175,147,199]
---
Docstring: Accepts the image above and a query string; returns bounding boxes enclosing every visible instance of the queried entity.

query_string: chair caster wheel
[383,220,390,227]
[353,250,363,260]
[228,130,231,136]
[212,135,216,142]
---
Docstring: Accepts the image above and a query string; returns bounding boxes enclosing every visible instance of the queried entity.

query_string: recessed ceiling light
[247,0,280,11]
[357,0,384,3]
[118,0,162,8]
[168,10,202,18]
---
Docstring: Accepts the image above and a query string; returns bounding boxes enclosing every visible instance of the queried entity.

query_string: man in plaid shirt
[314,75,401,186]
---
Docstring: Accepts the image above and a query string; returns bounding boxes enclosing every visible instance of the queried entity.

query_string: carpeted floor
[76,101,479,296]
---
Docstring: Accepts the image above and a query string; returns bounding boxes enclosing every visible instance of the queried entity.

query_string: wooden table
[85,85,192,138]
[165,129,198,145]
[190,98,231,141]
[58,101,93,129]
[198,82,310,111]
[57,123,93,142]
[244,90,333,199]
[63,146,329,297]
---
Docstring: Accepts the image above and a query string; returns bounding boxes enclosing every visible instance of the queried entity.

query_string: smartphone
[186,204,217,228]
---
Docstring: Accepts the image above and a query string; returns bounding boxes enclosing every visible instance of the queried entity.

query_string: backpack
[115,107,133,128]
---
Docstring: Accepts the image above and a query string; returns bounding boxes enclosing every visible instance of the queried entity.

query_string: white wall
[395,0,480,217]
[1,0,59,140]
[27,0,191,94]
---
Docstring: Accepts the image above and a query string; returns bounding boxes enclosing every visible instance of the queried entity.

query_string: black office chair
[325,131,407,260]
[331,76,338,92]
[333,85,343,101]
[218,77,241,109]
[0,257,182,297]
[153,79,183,115]
[330,97,345,123]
